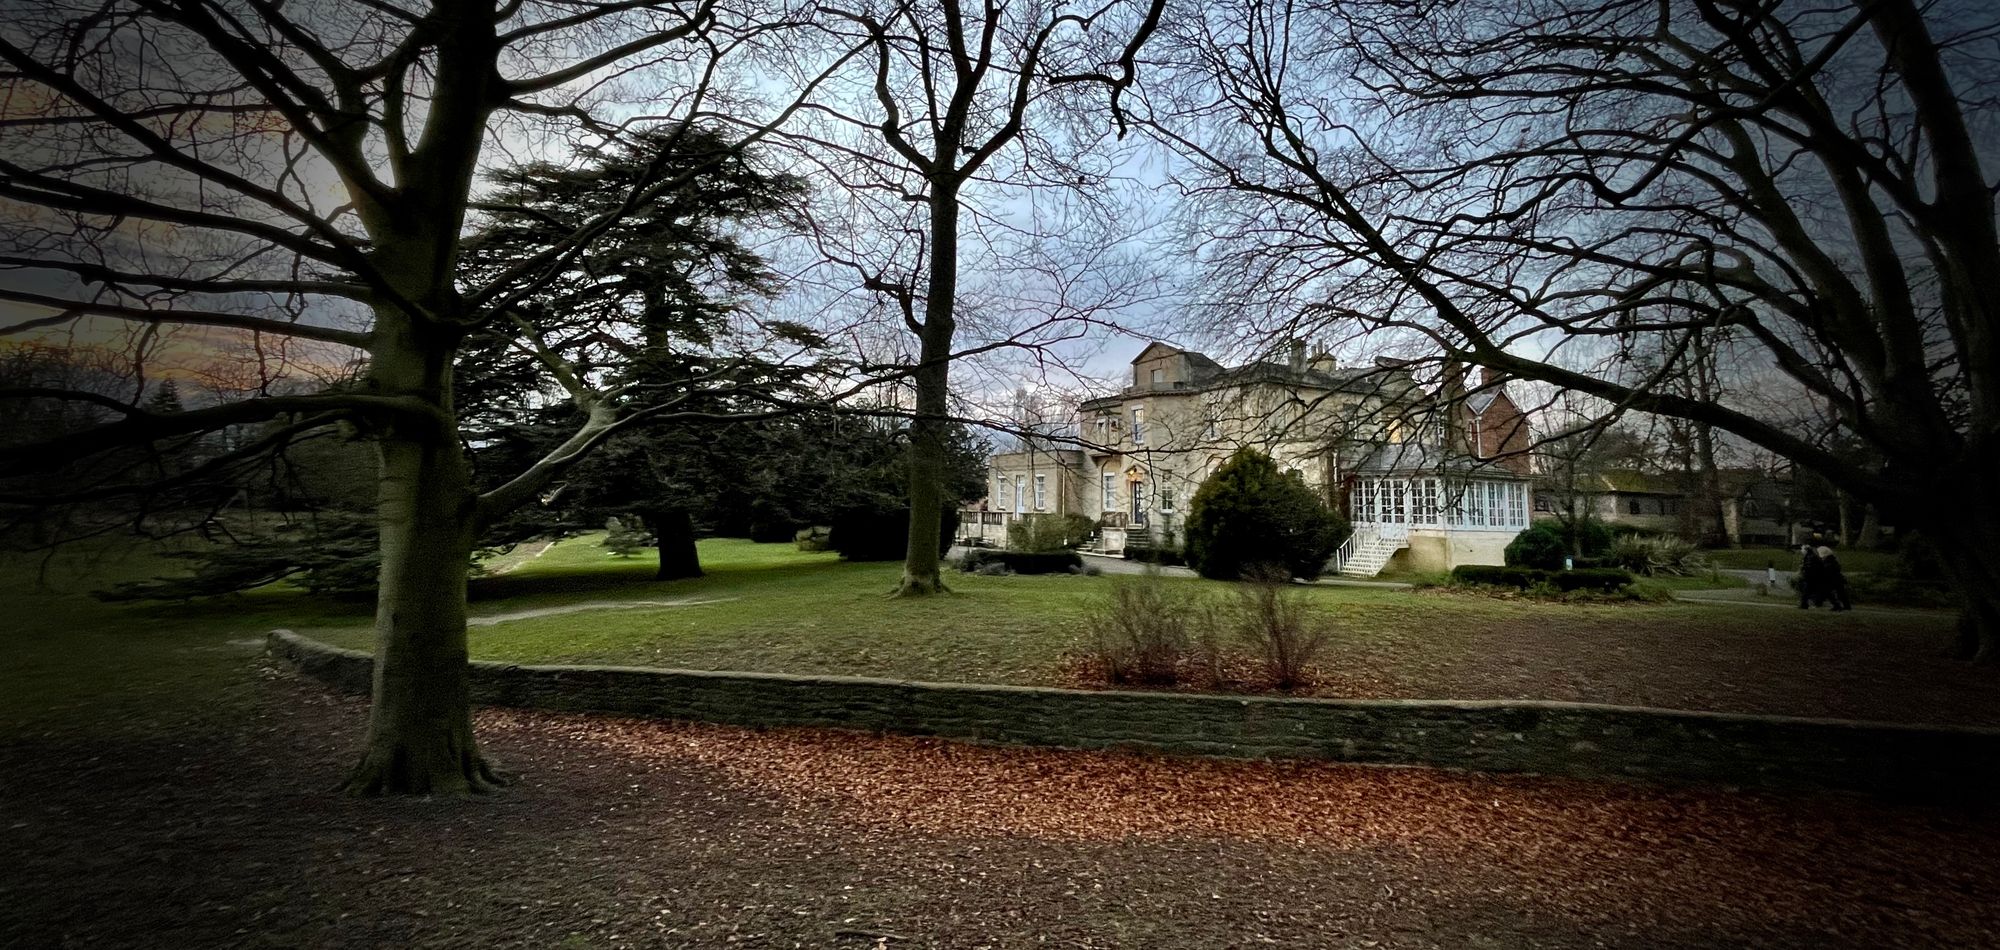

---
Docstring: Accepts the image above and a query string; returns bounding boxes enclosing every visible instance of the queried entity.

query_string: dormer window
[1150,368,1165,385]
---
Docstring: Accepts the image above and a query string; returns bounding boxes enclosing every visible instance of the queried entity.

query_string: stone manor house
[962,341,1535,576]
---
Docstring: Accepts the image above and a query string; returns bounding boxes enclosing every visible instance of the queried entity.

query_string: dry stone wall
[269,630,2000,800]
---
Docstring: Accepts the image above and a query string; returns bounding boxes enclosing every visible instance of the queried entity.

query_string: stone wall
[269,630,2000,800]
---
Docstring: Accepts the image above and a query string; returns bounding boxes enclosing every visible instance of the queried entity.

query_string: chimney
[1440,362,1467,401]
[1287,340,1306,374]
[1309,350,1338,374]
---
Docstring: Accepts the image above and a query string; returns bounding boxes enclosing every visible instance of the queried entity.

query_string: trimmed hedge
[1452,564,1635,592]
[1504,519,1613,570]
[1122,540,1185,566]
[1553,567,1637,592]
[958,549,1083,575]
[829,506,959,561]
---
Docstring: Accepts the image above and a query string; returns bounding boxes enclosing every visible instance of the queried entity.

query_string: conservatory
[1335,466,1532,577]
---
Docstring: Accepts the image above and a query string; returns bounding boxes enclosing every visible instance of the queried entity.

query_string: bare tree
[1135,0,2000,659]
[766,0,1167,594]
[0,0,868,792]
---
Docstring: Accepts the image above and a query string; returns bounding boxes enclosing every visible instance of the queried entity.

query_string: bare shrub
[1231,569,1331,690]
[1086,571,1210,686]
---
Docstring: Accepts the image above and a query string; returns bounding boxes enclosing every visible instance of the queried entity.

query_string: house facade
[965,342,1537,575]
[959,446,1090,547]
[1532,468,1797,546]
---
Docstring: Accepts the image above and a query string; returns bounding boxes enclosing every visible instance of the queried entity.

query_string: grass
[0,540,369,738]
[5,530,1984,725]
[1704,545,1902,574]
[1632,571,1751,593]
[322,536,1113,684]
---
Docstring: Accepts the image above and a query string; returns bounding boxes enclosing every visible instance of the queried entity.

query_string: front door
[1130,480,1146,526]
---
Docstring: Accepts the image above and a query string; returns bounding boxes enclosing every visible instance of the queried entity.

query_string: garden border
[269,630,2000,800]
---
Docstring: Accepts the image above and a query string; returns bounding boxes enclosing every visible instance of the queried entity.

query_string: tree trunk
[649,507,703,581]
[898,179,961,597]
[1694,421,1727,546]
[1837,491,1853,548]
[1858,505,1883,550]
[1925,501,2000,664]
[344,430,502,795]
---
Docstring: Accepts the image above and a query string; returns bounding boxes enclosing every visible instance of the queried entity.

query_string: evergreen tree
[1184,449,1348,581]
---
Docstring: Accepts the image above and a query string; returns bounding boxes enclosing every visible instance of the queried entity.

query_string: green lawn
[320,536,1116,684]
[1705,545,1901,573]
[6,531,1986,725]
[0,540,370,738]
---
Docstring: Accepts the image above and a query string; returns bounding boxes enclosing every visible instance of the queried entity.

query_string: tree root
[891,574,949,597]
[342,741,512,797]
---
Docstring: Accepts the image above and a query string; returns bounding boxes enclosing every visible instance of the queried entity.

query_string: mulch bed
[4,658,1998,949]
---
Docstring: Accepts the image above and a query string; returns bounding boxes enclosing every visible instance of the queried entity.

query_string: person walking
[1818,545,1853,611]
[1798,544,1824,609]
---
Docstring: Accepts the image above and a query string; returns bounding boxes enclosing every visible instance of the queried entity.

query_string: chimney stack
[1441,362,1467,401]
[1288,340,1306,373]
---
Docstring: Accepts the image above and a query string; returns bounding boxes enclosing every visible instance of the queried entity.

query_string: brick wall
[270,630,2000,801]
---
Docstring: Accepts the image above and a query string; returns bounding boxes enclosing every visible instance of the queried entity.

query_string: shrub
[828,506,959,561]
[957,549,1084,575]
[1231,569,1330,690]
[1085,572,1215,686]
[1504,519,1613,570]
[1183,449,1348,580]
[1607,534,1707,576]
[793,525,833,552]
[1450,563,1634,593]
[1123,538,1185,566]
[1551,567,1636,592]
[1451,564,1549,589]
[1006,512,1097,552]
[601,516,649,558]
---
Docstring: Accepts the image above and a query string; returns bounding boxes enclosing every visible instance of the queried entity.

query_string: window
[1160,486,1176,512]
[1131,407,1146,444]
[1034,474,1047,510]
[1628,497,1642,515]
[995,476,1007,506]
[1150,368,1165,385]
[1102,472,1117,512]
[1534,492,1553,513]
[1131,480,1147,525]
[1013,476,1025,513]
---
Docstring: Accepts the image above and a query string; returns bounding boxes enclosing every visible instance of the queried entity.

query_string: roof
[990,448,1086,466]
[1348,441,1527,478]
[1085,342,1419,409]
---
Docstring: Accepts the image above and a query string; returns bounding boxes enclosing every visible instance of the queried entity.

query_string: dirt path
[4,660,1996,949]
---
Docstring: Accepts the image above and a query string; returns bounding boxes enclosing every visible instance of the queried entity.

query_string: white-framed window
[1102,472,1117,512]
[995,475,1007,507]
[1013,476,1025,513]
[1160,486,1176,512]
[1033,474,1047,510]
[1131,406,1146,444]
